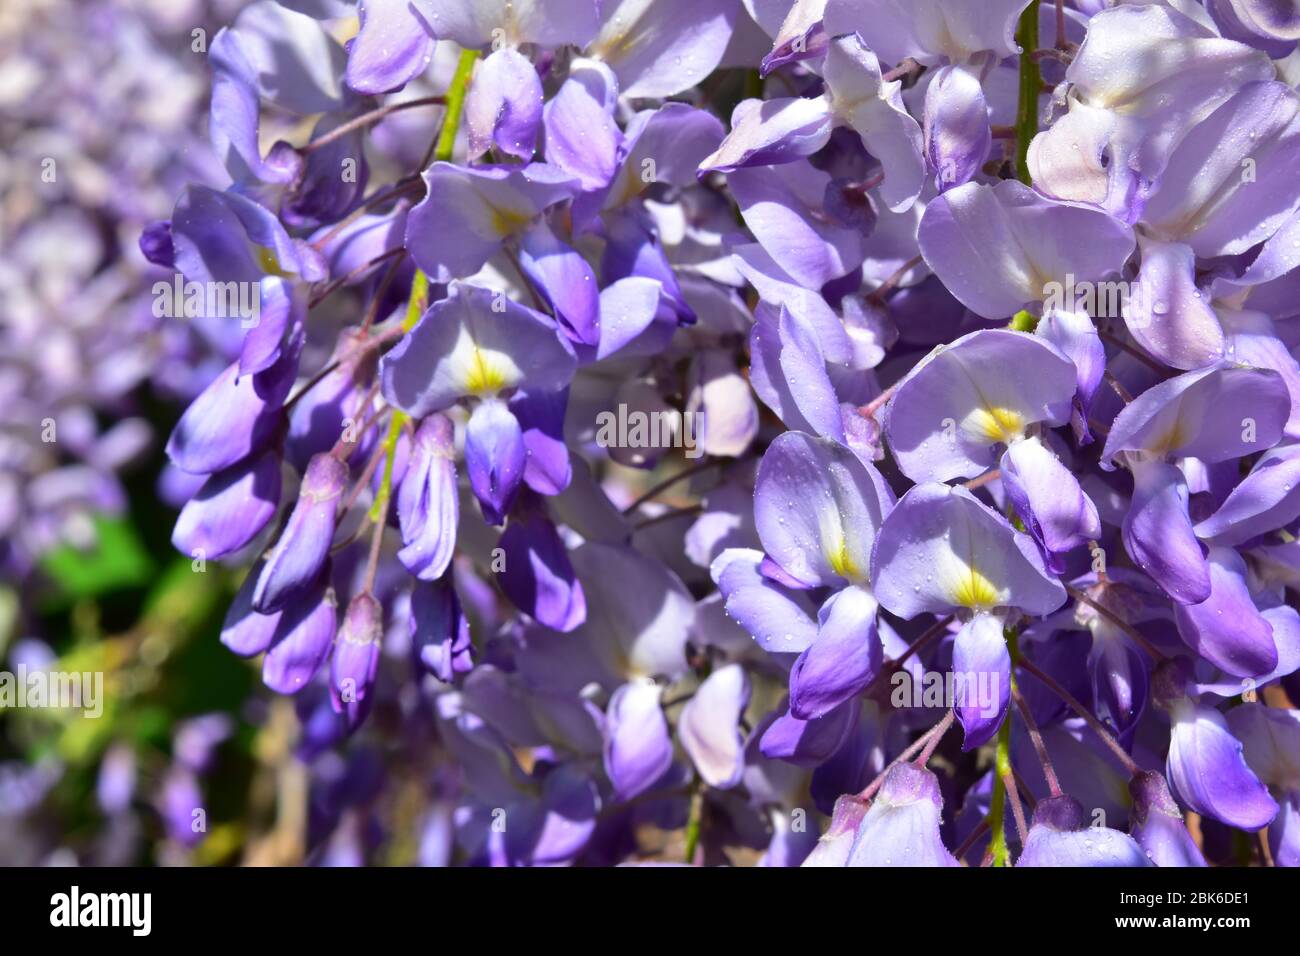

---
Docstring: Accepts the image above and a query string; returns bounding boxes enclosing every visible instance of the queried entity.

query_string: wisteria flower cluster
[131,0,1300,866]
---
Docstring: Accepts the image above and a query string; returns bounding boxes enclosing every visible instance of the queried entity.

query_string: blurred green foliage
[38,515,155,610]
[1,432,263,865]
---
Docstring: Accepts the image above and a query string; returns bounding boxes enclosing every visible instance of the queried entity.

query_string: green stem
[987,726,1011,866]
[987,627,1020,866]
[683,786,705,864]
[369,415,405,523]
[424,48,480,168]
[367,272,429,523]
[368,45,478,522]
[401,268,429,333]
[1013,1,1041,184]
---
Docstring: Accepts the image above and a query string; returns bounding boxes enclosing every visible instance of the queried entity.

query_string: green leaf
[39,514,155,602]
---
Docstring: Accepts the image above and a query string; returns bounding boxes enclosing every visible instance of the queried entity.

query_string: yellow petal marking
[255,245,291,278]
[826,535,865,583]
[951,563,1001,611]
[1148,417,1189,458]
[487,202,533,238]
[464,347,509,396]
[962,405,1027,445]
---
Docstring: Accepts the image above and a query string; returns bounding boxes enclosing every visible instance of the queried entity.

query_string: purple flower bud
[846,764,959,867]
[166,331,303,476]
[344,0,436,95]
[1016,795,1152,867]
[1036,307,1106,445]
[263,139,307,186]
[464,399,527,526]
[679,664,750,789]
[923,64,991,193]
[262,583,338,694]
[516,221,600,347]
[600,214,695,326]
[1165,697,1279,831]
[221,560,282,657]
[509,388,572,496]
[789,586,882,720]
[411,576,474,683]
[253,453,349,613]
[330,592,384,730]
[950,613,1013,751]
[603,680,673,802]
[543,58,620,191]
[758,699,858,768]
[171,448,281,560]
[1124,460,1211,605]
[802,794,869,867]
[1129,771,1207,867]
[465,47,543,161]
[396,414,458,581]
[1000,436,1101,573]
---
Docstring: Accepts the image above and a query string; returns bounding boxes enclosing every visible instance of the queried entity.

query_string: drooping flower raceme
[78,0,1300,868]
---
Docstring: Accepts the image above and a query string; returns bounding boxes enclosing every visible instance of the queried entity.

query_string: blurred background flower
[0,0,255,866]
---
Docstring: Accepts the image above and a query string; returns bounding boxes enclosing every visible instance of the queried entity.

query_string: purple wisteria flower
[75,0,1300,869]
